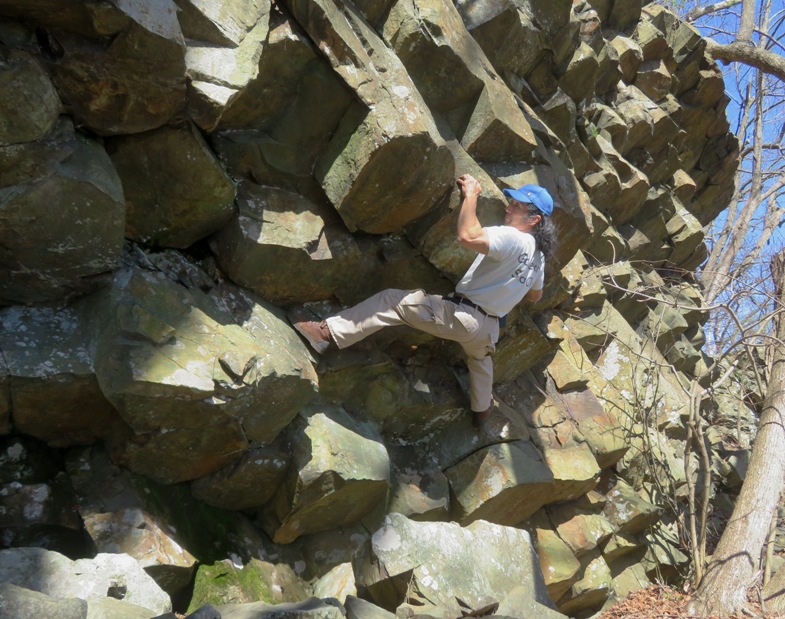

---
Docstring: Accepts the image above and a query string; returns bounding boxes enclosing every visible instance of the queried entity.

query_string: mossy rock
[188,559,310,612]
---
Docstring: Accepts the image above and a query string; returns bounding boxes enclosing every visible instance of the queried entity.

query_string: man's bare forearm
[456,174,489,254]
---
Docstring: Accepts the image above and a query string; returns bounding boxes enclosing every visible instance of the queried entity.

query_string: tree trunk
[688,250,785,617]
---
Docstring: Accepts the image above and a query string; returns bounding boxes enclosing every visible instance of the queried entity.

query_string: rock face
[0,547,172,615]
[0,119,125,304]
[358,513,560,618]
[0,0,744,617]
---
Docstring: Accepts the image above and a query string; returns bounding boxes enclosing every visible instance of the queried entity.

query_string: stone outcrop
[0,119,125,305]
[358,513,561,618]
[0,547,172,615]
[0,0,745,617]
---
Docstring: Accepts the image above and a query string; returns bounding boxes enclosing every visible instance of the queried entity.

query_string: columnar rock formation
[0,0,743,617]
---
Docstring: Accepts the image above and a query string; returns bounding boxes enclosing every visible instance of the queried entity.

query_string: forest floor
[597,584,785,619]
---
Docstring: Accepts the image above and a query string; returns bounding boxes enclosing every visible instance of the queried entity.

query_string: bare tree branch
[705,38,785,82]
[686,0,742,23]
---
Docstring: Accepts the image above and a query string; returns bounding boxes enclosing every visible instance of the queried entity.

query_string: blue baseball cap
[502,184,554,216]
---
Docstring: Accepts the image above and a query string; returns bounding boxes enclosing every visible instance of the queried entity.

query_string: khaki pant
[326,289,499,412]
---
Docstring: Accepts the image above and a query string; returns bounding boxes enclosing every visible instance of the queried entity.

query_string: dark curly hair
[531,214,558,264]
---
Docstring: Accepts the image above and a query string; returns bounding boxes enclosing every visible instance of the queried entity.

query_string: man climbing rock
[293,174,558,427]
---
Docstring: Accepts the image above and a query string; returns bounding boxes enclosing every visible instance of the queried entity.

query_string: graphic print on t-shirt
[512,249,543,288]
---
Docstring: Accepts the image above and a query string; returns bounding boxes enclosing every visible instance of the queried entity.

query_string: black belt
[446,293,495,318]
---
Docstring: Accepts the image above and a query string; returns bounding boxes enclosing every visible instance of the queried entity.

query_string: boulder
[462,3,546,90]
[561,260,608,313]
[45,4,186,135]
[263,404,390,544]
[549,504,614,558]
[382,0,486,130]
[557,42,598,102]
[643,304,690,352]
[0,1,749,613]
[609,34,643,82]
[183,6,271,131]
[605,0,643,32]
[614,85,658,153]
[0,583,87,619]
[210,183,362,305]
[107,122,236,248]
[0,547,171,615]
[762,561,785,613]
[0,303,117,446]
[344,595,395,619]
[590,103,628,151]
[531,527,581,601]
[556,553,612,616]
[595,39,623,96]
[692,177,737,226]
[635,11,669,60]
[586,222,628,264]
[65,446,197,595]
[0,49,60,145]
[682,68,727,108]
[603,479,662,534]
[461,84,539,163]
[493,312,555,383]
[288,525,370,582]
[603,531,644,563]
[0,440,91,556]
[85,595,156,618]
[622,188,673,261]
[68,443,280,580]
[0,119,125,305]
[285,0,454,234]
[563,312,609,352]
[376,363,469,439]
[313,562,356,603]
[558,388,628,468]
[540,443,601,502]
[641,518,689,581]
[191,445,290,511]
[586,302,690,430]
[586,134,650,225]
[635,59,672,102]
[209,11,354,198]
[358,513,560,617]
[305,318,468,439]
[547,350,589,391]
[411,389,534,473]
[445,439,555,525]
[538,89,578,145]
[609,562,651,602]
[334,234,453,306]
[666,203,706,267]
[188,559,310,612]
[523,392,573,445]
[387,445,450,521]
[92,262,317,482]
[717,448,750,491]
[175,0,270,47]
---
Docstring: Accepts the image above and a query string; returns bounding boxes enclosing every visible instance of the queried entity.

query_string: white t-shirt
[455,226,544,317]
